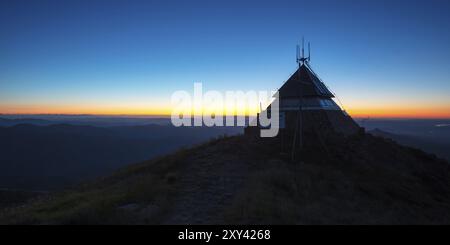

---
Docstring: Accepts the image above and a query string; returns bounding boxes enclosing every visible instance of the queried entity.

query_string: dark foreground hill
[1,133,450,225]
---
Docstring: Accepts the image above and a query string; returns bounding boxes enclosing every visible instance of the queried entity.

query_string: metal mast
[291,38,311,161]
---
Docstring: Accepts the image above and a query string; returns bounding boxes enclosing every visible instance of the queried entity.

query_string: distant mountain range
[0,123,242,191]
[1,117,449,192]
[0,116,171,127]
[368,128,450,161]
[0,118,55,127]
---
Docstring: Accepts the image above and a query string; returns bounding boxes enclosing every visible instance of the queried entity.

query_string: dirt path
[162,143,252,224]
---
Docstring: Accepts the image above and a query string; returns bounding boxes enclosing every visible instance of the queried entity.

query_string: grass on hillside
[1,134,450,224]
[0,140,212,224]
[223,135,450,224]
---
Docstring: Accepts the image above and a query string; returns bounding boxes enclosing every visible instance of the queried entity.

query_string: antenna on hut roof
[297,37,310,65]
[308,42,311,62]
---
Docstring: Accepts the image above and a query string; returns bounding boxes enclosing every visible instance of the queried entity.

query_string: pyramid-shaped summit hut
[245,42,361,149]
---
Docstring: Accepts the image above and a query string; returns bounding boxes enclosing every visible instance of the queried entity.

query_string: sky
[1,0,450,118]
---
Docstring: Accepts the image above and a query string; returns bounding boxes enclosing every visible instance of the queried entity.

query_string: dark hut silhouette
[245,40,361,157]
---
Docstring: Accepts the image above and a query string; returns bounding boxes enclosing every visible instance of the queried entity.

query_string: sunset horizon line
[1,112,450,120]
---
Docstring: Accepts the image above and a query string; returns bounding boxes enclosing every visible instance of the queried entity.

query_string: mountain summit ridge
[1,133,449,225]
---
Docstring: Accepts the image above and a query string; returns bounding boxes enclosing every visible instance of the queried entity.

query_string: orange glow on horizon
[0,104,172,116]
[1,104,450,119]
[347,106,450,119]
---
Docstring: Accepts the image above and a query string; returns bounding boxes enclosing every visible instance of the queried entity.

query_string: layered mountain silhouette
[0,124,241,190]
[1,131,449,225]
[368,128,450,161]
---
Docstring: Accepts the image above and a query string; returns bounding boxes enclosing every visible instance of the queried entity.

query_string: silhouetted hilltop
[1,133,449,225]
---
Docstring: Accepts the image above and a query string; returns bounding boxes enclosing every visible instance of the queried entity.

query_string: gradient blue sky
[1,0,450,117]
